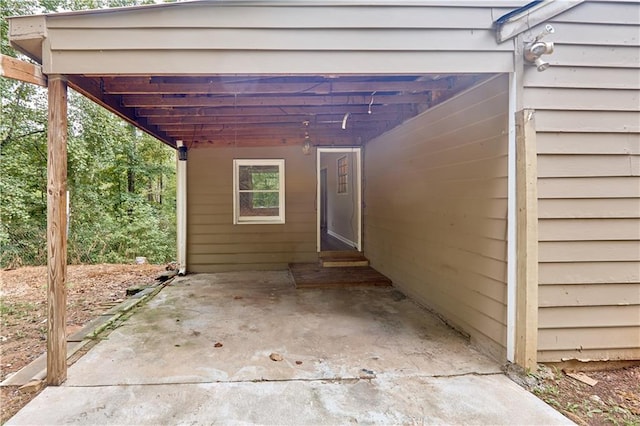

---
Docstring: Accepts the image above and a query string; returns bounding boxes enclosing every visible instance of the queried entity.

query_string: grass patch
[0,299,38,319]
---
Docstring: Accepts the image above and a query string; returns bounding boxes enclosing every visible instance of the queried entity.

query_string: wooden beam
[135,104,404,117]
[188,136,358,148]
[158,121,388,132]
[515,109,539,370]
[0,54,46,86]
[147,113,401,126]
[46,76,68,386]
[163,129,364,139]
[104,79,452,95]
[122,93,430,108]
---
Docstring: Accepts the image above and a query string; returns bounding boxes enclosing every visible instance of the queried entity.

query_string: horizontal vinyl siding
[523,1,640,362]
[187,146,317,272]
[39,3,519,74]
[364,74,509,361]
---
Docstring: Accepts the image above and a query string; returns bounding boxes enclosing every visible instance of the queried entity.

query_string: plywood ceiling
[70,74,491,149]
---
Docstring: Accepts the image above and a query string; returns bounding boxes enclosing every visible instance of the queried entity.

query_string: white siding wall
[364,75,510,360]
[522,1,640,362]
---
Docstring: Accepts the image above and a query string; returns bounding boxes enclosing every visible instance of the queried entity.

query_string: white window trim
[233,159,285,225]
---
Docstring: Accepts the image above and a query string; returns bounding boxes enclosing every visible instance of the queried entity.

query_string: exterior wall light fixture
[524,24,555,72]
[178,145,188,161]
[302,121,312,155]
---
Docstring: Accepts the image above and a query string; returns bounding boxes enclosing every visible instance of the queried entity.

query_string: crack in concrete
[65,377,366,388]
[65,370,504,388]
[422,371,503,379]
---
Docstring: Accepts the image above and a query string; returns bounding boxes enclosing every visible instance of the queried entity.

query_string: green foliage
[1,0,177,267]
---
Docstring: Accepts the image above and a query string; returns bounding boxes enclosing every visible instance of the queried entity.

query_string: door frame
[316,147,362,252]
[320,168,328,231]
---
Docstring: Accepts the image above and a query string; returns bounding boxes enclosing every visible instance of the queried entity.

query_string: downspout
[176,140,187,276]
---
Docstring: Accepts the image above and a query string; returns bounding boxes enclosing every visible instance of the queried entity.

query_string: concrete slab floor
[7,271,572,425]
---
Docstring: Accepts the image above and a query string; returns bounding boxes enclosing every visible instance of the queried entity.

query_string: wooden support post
[515,109,539,370]
[46,76,68,386]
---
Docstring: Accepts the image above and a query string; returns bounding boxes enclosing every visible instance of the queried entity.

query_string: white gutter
[176,140,187,276]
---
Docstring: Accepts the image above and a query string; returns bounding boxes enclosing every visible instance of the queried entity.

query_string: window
[233,159,285,224]
[337,156,348,194]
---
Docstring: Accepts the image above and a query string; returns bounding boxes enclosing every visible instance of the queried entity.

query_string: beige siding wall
[188,146,317,272]
[523,1,640,362]
[32,3,526,74]
[364,75,509,360]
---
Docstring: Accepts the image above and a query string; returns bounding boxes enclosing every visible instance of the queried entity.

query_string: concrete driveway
[8,271,571,425]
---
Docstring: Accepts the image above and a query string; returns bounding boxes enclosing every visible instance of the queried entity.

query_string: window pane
[337,156,348,194]
[239,192,280,217]
[238,166,253,190]
[238,165,279,191]
[234,159,285,224]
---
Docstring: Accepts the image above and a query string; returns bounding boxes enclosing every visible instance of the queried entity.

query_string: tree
[1,0,177,267]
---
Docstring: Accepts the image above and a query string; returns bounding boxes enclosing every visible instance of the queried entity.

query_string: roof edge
[8,15,47,65]
[495,0,584,43]
[8,0,529,19]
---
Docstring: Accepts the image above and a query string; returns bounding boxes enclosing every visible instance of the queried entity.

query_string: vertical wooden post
[47,75,68,386]
[515,109,539,370]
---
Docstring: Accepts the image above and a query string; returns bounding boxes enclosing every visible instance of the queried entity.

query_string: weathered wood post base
[47,75,68,386]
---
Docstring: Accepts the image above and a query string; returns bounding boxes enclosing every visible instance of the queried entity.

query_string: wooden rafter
[122,93,430,108]
[134,104,408,117]
[0,54,46,86]
[68,73,488,148]
[158,121,388,131]
[146,112,402,126]
[185,136,358,148]
[164,128,374,139]
[103,78,455,95]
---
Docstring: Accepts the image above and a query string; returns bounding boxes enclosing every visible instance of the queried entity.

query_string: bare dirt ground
[0,264,638,425]
[529,364,640,426]
[0,263,164,423]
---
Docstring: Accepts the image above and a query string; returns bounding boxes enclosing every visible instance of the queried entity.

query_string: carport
[6,272,569,425]
[6,0,550,387]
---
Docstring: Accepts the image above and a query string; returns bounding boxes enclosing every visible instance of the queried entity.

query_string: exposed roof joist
[66,73,489,148]
[102,77,461,95]
[122,94,430,108]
